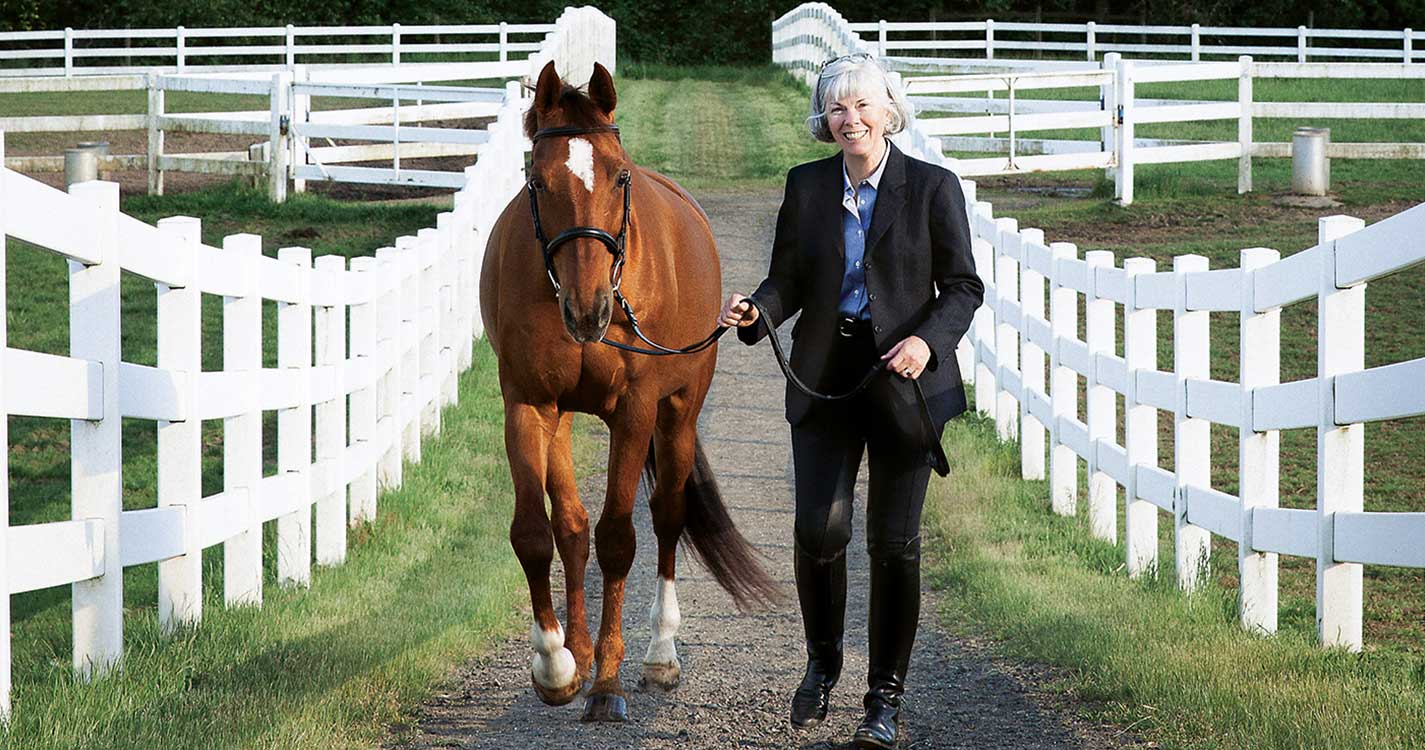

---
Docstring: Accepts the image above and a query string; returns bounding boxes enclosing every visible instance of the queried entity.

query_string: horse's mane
[523,83,610,140]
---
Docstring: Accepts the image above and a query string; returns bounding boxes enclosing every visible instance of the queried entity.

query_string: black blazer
[739,142,984,439]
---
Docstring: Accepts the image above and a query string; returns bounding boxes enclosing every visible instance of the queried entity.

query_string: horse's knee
[594,513,636,576]
[510,511,554,573]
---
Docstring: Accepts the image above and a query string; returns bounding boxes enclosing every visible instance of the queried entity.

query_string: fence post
[436,213,459,407]
[499,22,509,62]
[349,257,380,525]
[392,23,402,66]
[156,216,202,632]
[1086,250,1118,542]
[1173,254,1211,592]
[418,228,442,435]
[175,26,186,71]
[68,180,123,679]
[985,19,995,60]
[376,246,404,490]
[1316,214,1366,651]
[291,66,308,195]
[1240,246,1281,634]
[277,247,313,587]
[270,73,291,203]
[1191,23,1201,62]
[1101,52,1120,183]
[314,254,347,566]
[64,27,73,77]
[1297,26,1308,63]
[0,131,9,722]
[147,74,164,196]
[1114,58,1135,206]
[971,202,996,419]
[397,237,423,463]
[1123,257,1158,577]
[1019,228,1047,480]
[1086,21,1096,61]
[224,233,263,608]
[1405,29,1414,64]
[878,19,888,57]
[994,217,1020,443]
[285,24,296,68]
[1049,242,1079,517]
[1238,56,1253,195]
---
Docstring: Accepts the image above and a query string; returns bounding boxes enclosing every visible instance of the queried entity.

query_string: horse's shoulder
[636,166,711,228]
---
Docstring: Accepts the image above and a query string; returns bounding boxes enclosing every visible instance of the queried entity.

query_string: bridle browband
[526,122,725,356]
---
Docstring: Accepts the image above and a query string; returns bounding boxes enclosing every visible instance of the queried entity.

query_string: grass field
[1,62,1422,748]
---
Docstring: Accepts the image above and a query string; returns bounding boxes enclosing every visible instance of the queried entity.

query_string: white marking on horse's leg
[530,621,576,689]
[643,577,681,668]
[565,137,595,193]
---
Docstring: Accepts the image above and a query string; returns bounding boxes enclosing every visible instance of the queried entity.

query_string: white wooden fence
[942,178,1425,652]
[774,4,1425,206]
[775,2,1425,652]
[847,17,1422,64]
[0,21,554,78]
[0,6,621,722]
[2,7,618,198]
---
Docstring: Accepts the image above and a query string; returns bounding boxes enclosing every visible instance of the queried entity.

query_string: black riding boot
[790,543,847,729]
[854,543,920,749]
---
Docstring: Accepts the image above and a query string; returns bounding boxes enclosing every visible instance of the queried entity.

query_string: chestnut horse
[480,61,778,722]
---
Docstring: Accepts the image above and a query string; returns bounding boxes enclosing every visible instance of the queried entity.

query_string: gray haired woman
[718,53,982,748]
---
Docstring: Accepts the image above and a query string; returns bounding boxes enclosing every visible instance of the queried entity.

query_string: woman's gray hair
[807,54,912,143]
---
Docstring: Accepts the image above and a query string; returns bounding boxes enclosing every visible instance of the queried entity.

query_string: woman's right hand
[718,293,760,328]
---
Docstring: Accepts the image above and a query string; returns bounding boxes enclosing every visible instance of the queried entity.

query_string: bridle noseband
[526,124,629,296]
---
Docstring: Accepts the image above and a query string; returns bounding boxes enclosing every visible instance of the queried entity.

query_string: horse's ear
[588,62,617,119]
[534,61,562,113]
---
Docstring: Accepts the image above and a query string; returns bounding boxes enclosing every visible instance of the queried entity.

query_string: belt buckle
[838,316,857,337]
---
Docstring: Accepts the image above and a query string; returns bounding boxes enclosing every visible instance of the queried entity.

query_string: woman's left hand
[881,335,931,380]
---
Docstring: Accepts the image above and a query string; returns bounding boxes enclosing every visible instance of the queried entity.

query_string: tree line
[3,1,1421,65]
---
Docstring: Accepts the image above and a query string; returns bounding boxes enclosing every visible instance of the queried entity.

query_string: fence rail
[844,18,1421,64]
[0,22,555,77]
[0,6,614,722]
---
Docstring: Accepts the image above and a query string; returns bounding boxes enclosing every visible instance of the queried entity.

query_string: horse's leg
[640,392,700,691]
[505,401,580,707]
[582,408,655,723]
[546,411,593,685]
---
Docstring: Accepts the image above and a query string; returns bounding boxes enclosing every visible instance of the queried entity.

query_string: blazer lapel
[824,153,847,260]
[864,142,907,258]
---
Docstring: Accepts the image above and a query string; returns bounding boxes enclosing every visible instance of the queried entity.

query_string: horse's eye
[529,176,545,192]
[616,170,631,187]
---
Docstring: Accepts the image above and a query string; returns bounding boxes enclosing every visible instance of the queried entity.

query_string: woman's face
[826,91,889,158]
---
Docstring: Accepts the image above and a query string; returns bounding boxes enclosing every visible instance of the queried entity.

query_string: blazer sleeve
[913,173,984,370]
[738,171,805,345]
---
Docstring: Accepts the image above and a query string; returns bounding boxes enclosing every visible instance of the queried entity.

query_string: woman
[717,53,983,749]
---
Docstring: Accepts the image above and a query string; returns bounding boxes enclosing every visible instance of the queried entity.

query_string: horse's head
[525,60,629,344]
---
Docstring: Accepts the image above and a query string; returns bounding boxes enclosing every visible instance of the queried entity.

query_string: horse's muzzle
[561,288,613,344]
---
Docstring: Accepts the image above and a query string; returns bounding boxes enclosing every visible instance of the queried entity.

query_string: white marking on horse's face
[566,137,595,193]
[643,577,681,665]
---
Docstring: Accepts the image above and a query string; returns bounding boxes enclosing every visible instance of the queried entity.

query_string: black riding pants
[790,326,932,564]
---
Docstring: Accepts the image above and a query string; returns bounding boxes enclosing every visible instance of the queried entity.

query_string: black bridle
[527,123,725,356]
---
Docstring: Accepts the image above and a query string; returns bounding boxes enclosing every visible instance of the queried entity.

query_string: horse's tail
[644,434,784,612]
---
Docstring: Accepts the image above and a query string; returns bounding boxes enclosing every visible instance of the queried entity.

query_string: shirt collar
[842,139,890,194]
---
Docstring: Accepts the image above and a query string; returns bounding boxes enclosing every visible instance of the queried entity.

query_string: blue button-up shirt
[838,148,888,320]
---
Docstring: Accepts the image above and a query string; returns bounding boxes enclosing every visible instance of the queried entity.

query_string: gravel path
[388,188,1136,750]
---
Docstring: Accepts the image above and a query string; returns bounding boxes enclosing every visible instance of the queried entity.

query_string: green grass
[924,408,1425,749]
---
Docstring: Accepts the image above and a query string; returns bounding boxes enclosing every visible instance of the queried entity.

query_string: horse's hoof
[580,693,629,723]
[531,675,582,707]
[639,661,681,691]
